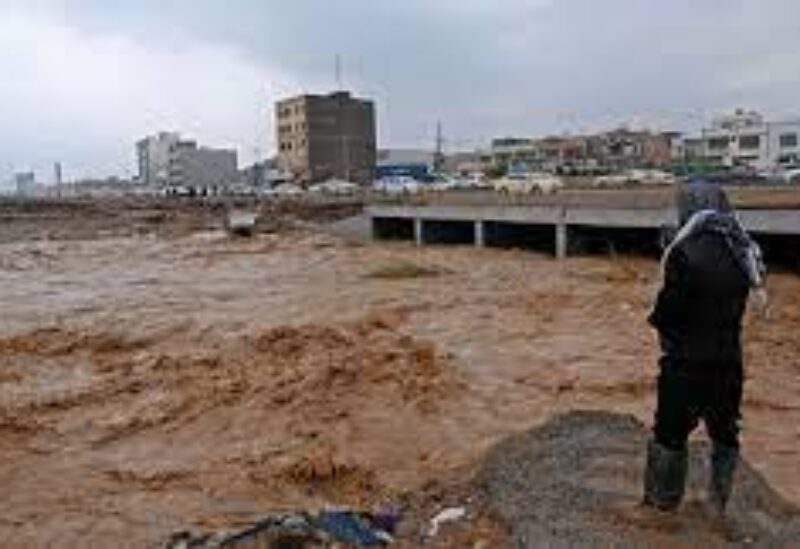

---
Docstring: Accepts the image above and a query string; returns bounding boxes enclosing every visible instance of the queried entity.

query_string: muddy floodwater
[1,228,799,546]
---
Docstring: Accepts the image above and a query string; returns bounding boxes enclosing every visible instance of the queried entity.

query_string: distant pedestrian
[642,179,767,517]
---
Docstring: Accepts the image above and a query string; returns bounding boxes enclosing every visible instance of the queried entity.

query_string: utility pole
[54,162,62,198]
[344,134,351,182]
[434,120,445,174]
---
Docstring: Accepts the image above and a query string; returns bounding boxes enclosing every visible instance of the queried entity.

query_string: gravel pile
[479,411,800,547]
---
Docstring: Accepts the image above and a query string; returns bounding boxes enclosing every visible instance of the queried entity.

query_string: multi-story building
[444,150,493,177]
[675,137,705,163]
[136,132,180,187]
[702,110,768,168]
[14,172,35,196]
[592,129,675,169]
[489,138,538,171]
[171,143,238,192]
[700,110,800,169]
[137,132,237,192]
[275,91,376,185]
[489,129,676,174]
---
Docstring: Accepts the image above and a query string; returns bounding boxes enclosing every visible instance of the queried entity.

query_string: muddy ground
[0,200,799,546]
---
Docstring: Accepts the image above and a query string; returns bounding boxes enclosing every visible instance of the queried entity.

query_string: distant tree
[485,164,507,179]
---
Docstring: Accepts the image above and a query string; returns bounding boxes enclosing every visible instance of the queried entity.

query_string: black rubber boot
[709,442,739,515]
[643,439,688,511]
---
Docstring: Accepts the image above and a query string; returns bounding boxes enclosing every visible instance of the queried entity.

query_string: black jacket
[649,231,750,367]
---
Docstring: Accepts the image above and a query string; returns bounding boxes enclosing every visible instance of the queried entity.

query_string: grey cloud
[3,0,800,182]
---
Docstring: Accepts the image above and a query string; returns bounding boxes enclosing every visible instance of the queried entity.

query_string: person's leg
[645,362,696,510]
[704,367,743,514]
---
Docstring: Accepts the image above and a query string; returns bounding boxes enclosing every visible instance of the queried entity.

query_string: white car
[629,169,677,185]
[374,176,422,195]
[594,170,675,187]
[493,173,563,195]
[775,167,800,184]
[428,176,459,192]
[310,179,361,195]
[272,183,304,196]
[593,174,629,188]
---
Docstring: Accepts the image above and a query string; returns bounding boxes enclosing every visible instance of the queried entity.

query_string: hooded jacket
[649,182,756,366]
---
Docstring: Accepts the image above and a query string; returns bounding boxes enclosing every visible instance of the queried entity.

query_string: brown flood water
[1,230,799,546]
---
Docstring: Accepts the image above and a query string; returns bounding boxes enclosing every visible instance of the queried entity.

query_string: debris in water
[427,506,467,537]
[166,508,398,548]
[225,210,258,237]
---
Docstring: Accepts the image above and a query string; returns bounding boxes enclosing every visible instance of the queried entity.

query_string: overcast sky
[3,0,800,184]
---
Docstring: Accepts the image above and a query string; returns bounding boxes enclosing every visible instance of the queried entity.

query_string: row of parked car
[373,169,678,196]
[255,179,362,197]
[251,165,799,199]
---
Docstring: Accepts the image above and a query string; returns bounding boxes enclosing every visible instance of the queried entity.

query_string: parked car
[594,170,676,187]
[459,174,491,189]
[309,179,361,195]
[775,167,800,184]
[428,175,459,192]
[374,176,422,195]
[593,173,630,188]
[272,183,304,196]
[629,169,677,185]
[493,173,564,195]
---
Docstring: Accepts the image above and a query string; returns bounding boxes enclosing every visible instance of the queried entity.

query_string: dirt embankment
[0,197,362,243]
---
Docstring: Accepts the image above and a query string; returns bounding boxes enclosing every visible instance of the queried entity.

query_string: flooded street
[1,227,799,546]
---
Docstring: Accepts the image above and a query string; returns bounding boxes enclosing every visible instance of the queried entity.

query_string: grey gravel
[479,411,800,548]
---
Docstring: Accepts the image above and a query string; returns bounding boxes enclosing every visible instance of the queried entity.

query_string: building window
[739,135,761,149]
[707,137,729,150]
[780,133,798,148]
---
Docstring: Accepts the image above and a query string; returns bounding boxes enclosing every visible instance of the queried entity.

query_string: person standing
[643,179,767,516]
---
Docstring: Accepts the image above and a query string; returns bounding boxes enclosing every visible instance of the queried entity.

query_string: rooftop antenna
[335,54,343,91]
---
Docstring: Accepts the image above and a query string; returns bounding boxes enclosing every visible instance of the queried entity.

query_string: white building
[136,132,180,187]
[767,120,800,166]
[489,138,539,169]
[701,110,800,169]
[136,132,238,192]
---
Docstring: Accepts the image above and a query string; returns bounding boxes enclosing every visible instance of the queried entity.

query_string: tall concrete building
[137,132,237,192]
[276,91,376,185]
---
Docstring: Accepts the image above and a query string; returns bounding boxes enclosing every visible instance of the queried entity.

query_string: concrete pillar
[370,218,377,241]
[414,217,424,246]
[556,221,568,259]
[475,220,485,247]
